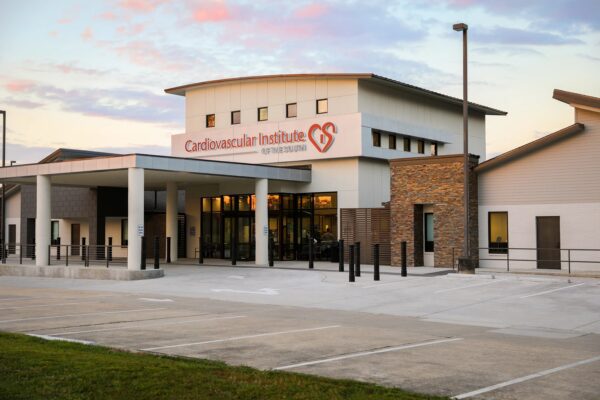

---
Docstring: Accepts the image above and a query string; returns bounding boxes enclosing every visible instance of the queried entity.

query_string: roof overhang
[165,73,507,116]
[553,89,600,112]
[0,154,311,189]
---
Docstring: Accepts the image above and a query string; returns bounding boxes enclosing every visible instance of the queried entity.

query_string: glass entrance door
[237,216,254,261]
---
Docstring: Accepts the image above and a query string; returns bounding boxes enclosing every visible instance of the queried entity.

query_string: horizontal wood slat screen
[340,207,391,265]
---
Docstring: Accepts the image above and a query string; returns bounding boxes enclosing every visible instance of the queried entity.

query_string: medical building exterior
[0,72,524,272]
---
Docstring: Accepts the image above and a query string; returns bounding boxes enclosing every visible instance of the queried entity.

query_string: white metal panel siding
[185,79,358,133]
[357,158,390,208]
[357,80,487,159]
[479,112,600,205]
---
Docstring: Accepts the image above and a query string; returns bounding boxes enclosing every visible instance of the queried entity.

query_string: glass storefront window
[281,195,293,210]
[314,193,336,209]
[268,194,280,210]
[211,197,221,212]
[299,194,312,209]
[223,195,233,211]
[239,195,251,211]
[202,198,211,212]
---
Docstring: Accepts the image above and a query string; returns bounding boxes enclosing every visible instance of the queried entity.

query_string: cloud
[4,80,35,93]
[118,0,169,13]
[94,144,170,155]
[192,2,231,22]
[114,40,186,71]
[5,143,57,164]
[294,3,329,18]
[4,98,44,109]
[474,27,583,45]
[81,27,94,41]
[472,46,544,57]
[25,61,111,76]
[99,11,118,20]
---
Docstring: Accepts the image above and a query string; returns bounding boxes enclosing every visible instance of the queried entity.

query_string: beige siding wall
[185,78,358,133]
[479,109,600,205]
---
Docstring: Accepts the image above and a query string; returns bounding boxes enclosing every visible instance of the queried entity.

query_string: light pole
[453,22,470,265]
[0,110,5,264]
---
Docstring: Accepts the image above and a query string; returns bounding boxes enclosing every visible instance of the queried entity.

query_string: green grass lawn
[0,332,447,400]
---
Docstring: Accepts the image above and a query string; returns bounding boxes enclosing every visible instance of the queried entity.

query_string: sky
[1,0,599,164]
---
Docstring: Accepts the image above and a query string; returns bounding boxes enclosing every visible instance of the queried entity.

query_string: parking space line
[273,338,462,370]
[519,282,586,299]
[0,308,167,324]
[46,315,247,336]
[0,301,100,311]
[435,280,506,293]
[27,334,95,345]
[141,325,340,351]
[453,355,600,399]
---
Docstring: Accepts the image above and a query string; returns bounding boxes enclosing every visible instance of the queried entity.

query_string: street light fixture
[453,23,471,266]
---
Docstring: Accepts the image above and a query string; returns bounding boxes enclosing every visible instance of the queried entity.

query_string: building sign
[171,113,361,163]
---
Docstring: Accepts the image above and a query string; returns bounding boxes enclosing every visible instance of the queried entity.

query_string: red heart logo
[308,122,336,153]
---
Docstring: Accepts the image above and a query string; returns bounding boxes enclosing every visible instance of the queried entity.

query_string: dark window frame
[372,131,381,147]
[258,107,268,121]
[403,137,411,152]
[206,114,215,128]
[488,212,508,254]
[417,139,425,154]
[231,110,240,125]
[286,103,297,118]
[50,220,59,244]
[424,212,434,252]
[316,98,328,114]
[389,135,397,150]
[121,219,128,246]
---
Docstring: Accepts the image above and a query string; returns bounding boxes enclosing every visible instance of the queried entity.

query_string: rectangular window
[389,135,397,150]
[51,221,59,244]
[316,98,328,114]
[258,107,268,121]
[372,131,381,147]
[121,219,128,246]
[424,213,434,252]
[231,110,240,125]
[489,212,508,254]
[286,103,297,118]
[417,139,425,154]
[403,137,411,152]
[431,142,438,156]
[206,114,215,128]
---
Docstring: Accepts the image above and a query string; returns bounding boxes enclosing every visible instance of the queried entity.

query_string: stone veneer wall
[390,154,479,267]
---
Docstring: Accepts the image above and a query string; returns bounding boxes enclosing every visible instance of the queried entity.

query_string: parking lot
[1,263,599,399]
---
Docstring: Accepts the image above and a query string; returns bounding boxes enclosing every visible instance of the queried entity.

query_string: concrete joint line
[0,308,167,324]
[141,325,341,351]
[453,355,600,399]
[274,337,463,370]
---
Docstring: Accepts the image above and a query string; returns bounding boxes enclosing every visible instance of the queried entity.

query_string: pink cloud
[294,3,328,18]
[5,80,35,93]
[118,0,169,13]
[99,11,118,20]
[117,23,145,35]
[193,3,231,22]
[115,41,183,71]
[81,27,93,41]
[48,30,59,37]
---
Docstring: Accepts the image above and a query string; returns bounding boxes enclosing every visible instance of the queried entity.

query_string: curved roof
[165,73,507,116]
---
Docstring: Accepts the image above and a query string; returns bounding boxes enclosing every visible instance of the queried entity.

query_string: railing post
[231,233,237,266]
[19,244,22,265]
[140,236,146,270]
[308,236,314,269]
[85,245,89,267]
[166,237,171,264]
[154,236,160,269]
[65,245,69,267]
[56,237,61,261]
[198,236,203,264]
[81,237,86,261]
[568,249,571,275]
[355,241,361,277]
[338,239,344,272]
[401,241,407,277]
[506,247,510,272]
[349,244,355,282]
[268,236,274,267]
[452,247,455,270]
[374,244,380,281]
[108,237,113,262]
[47,245,51,266]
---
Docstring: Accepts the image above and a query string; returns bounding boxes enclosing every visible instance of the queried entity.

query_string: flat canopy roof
[165,73,507,116]
[0,154,311,189]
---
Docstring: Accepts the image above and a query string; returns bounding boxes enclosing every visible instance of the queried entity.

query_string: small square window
[258,107,268,121]
[389,135,397,150]
[417,140,425,154]
[231,110,240,125]
[372,131,381,147]
[316,99,328,114]
[403,137,411,152]
[206,114,215,128]
[286,103,297,118]
[431,142,438,156]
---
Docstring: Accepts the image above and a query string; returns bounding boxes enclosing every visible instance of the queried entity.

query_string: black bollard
[81,237,86,261]
[401,241,407,277]
[374,244,380,281]
[338,239,344,272]
[154,236,160,269]
[108,237,113,262]
[355,241,361,277]
[56,237,61,261]
[166,237,171,263]
[198,236,203,264]
[140,236,146,270]
[268,236,274,267]
[308,236,314,269]
[231,234,237,266]
[349,244,355,282]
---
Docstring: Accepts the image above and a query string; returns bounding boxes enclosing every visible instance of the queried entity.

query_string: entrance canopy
[0,153,311,189]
